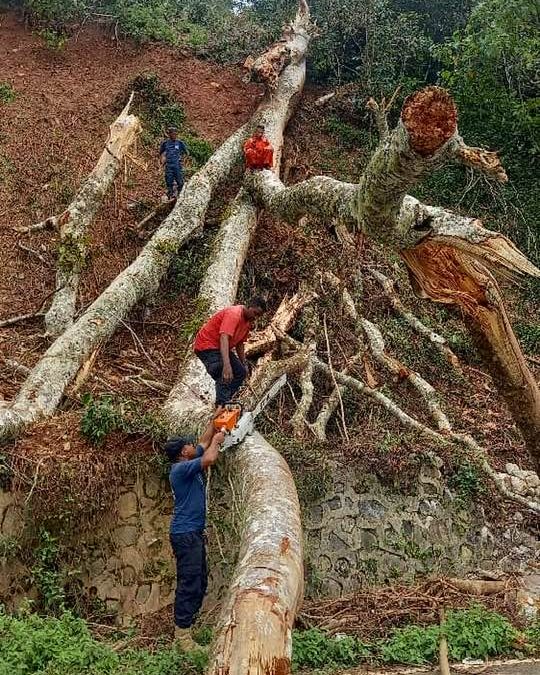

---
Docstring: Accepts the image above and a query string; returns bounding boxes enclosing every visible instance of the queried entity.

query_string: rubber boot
[174,626,199,651]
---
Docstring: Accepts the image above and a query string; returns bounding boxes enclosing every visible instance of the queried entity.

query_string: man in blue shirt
[159,126,188,199]
[164,415,225,651]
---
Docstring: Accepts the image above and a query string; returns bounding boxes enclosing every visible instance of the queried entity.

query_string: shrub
[0,609,207,674]
[292,628,372,670]
[0,81,16,104]
[80,393,124,445]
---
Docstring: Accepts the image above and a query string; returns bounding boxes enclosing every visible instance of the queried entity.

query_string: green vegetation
[292,605,527,670]
[0,603,536,673]
[448,461,485,503]
[80,393,168,445]
[0,610,208,674]
[0,81,16,104]
[29,530,68,613]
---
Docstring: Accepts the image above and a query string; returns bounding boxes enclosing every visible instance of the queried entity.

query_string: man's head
[254,124,265,139]
[243,295,267,321]
[164,436,197,462]
[167,126,178,140]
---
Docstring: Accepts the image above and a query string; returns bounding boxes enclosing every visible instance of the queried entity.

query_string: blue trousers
[170,531,207,628]
[195,349,247,405]
[165,165,183,198]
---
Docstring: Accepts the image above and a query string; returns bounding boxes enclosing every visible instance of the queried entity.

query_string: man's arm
[201,431,225,469]
[159,142,167,166]
[220,333,233,383]
[198,408,224,450]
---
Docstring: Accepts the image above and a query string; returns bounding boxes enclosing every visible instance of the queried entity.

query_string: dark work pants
[165,165,184,198]
[195,349,247,405]
[170,531,208,629]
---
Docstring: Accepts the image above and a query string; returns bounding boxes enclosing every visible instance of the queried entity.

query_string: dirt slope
[0,11,261,379]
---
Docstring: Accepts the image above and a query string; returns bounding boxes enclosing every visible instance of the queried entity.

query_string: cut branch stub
[401,87,457,157]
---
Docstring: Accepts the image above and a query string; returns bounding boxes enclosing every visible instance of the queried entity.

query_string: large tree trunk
[207,433,303,675]
[44,95,141,337]
[162,0,313,432]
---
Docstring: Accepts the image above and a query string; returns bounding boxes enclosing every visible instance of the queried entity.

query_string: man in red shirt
[194,297,267,405]
[243,125,274,171]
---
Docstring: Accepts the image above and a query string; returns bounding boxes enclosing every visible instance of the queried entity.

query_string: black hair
[256,124,265,130]
[164,436,194,462]
[247,295,267,312]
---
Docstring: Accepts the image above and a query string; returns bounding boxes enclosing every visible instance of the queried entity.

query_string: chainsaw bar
[220,374,287,451]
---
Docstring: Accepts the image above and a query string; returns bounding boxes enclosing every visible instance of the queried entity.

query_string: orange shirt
[194,306,252,352]
[243,135,274,170]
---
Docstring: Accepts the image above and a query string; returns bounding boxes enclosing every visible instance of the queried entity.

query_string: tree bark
[207,432,303,675]
[44,95,141,337]
[162,0,313,433]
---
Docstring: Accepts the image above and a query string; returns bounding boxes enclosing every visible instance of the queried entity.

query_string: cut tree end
[401,86,457,157]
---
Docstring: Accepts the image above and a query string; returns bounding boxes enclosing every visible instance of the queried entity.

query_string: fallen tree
[42,95,141,337]
[162,0,313,432]
[246,87,540,470]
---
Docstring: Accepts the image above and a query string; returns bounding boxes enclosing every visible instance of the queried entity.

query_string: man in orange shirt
[243,125,274,171]
[194,297,267,405]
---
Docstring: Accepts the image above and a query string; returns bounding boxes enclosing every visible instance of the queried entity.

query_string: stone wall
[303,459,540,596]
[1,457,539,624]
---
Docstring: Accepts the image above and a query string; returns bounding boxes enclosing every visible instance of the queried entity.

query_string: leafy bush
[444,605,519,661]
[29,530,67,613]
[516,322,540,355]
[36,26,67,50]
[111,0,178,44]
[0,81,16,104]
[379,623,439,664]
[292,628,372,670]
[0,609,207,674]
[80,393,124,445]
[448,462,485,502]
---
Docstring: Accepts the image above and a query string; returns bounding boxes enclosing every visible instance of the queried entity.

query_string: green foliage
[0,535,21,562]
[168,236,211,296]
[30,530,67,613]
[516,321,540,355]
[110,0,177,44]
[379,623,439,664]
[80,393,168,445]
[0,452,13,489]
[448,461,485,502]
[0,609,207,674]
[183,134,214,170]
[292,629,372,670]
[0,81,16,104]
[443,605,519,661]
[36,27,67,50]
[436,0,539,161]
[80,393,124,445]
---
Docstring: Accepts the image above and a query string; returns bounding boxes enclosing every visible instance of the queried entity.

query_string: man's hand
[213,430,226,445]
[222,363,233,383]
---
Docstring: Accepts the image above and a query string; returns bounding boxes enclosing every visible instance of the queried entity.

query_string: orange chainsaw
[212,374,287,450]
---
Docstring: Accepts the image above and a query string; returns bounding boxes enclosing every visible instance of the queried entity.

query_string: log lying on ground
[162,0,314,432]
[42,95,141,337]
[207,432,303,675]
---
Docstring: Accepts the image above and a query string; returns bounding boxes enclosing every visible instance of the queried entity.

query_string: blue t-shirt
[169,445,206,534]
[159,138,188,168]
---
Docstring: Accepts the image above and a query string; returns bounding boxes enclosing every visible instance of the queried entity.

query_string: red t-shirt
[194,305,252,352]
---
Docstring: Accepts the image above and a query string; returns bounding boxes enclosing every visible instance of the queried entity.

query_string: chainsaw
[213,374,287,451]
